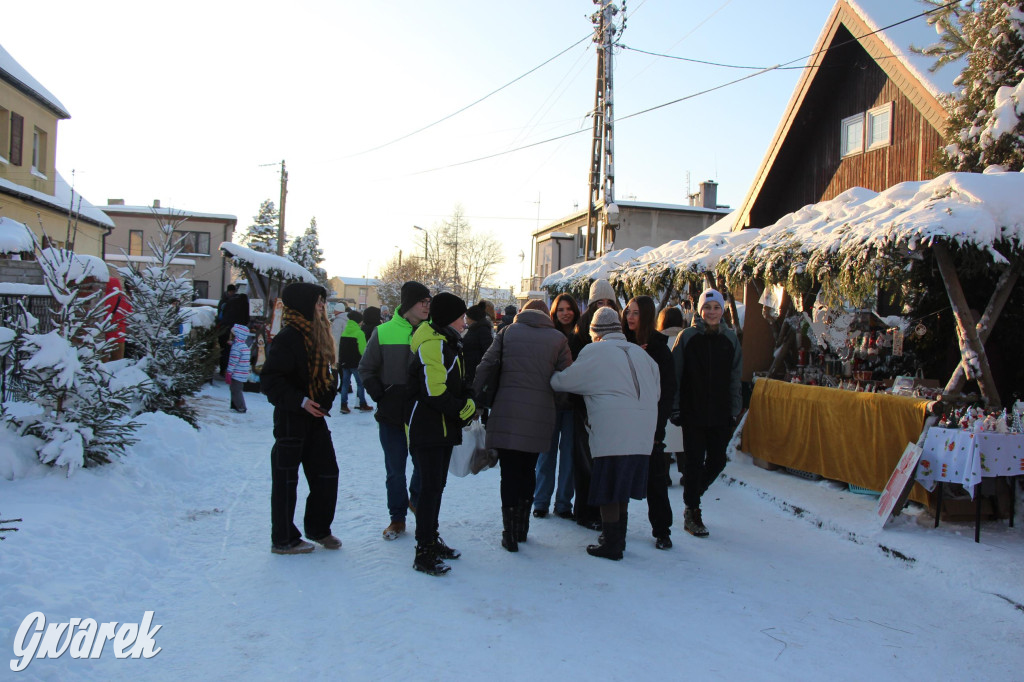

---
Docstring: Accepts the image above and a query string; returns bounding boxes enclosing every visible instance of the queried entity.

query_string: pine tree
[244,199,280,254]
[287,217,329,287]
[1,248,143,472]
[120,216,213,427]
[921,1,1024,171]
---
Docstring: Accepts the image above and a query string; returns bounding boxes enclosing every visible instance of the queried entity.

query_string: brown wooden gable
[734,0,949,231]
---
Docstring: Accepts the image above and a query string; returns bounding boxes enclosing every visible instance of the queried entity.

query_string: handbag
[476,328,505,410]
[449,421,495,477]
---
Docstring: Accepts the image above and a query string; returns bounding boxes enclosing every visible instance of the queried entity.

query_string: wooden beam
[933,243,1001,408]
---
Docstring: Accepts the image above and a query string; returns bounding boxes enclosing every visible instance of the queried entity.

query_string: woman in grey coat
[473,299,572,552]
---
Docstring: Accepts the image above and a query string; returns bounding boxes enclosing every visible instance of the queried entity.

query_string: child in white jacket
[226,323,253,413]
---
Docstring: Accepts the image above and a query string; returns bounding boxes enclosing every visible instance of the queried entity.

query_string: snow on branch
[219,242,316,283]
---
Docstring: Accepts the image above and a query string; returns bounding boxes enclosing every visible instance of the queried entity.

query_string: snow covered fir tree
[287,217,329,287]
[243,199,280,254]
[919,0,1024,171]
[0,246,145,473]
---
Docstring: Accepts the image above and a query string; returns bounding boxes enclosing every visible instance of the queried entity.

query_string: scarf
[283,306,331,400]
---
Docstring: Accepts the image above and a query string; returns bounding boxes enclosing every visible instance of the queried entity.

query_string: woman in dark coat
[260,283,341,555]
[473,299,572,552]
[623,296,677,549]
[406,292,477,576]
[461,302,493,385]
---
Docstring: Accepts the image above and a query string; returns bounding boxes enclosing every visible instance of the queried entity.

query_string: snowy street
[2,380,1022,681]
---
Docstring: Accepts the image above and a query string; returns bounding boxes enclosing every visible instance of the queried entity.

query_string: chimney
[153,200,161,209]
[699,181,718,209]
[107,199,125,205]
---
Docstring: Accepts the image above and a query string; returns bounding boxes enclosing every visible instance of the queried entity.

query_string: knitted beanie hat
[504,304,518,317]
[697,289,726,311]
[347,309,363,324]
[466,303,486,322]
[590,306,622,338]
[430,292,468,328]
[281,282,327,321]
[400,281,431,313]
[588,278,617,305]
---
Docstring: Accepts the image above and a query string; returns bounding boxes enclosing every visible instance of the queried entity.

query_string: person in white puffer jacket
[549,306,660,560]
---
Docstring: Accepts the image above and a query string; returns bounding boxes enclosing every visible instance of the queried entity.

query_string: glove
[459,398,477,422]
[669,410,682,427]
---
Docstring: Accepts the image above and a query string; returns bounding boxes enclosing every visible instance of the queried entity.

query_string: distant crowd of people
[251,278,741,576]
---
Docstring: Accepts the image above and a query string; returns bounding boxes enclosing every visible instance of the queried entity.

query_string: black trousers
[270,412,339,547]
[571,410,602,526]
[646,443,673,537]
[681,422,731,510]
[497,449,540,508]
[409,444,453,545]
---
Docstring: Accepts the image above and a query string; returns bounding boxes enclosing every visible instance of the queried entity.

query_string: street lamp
[412,225,428,264]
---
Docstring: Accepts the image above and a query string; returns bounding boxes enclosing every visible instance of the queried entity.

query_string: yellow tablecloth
[741,379,932,504]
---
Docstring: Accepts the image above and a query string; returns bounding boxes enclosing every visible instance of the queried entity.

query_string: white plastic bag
[449,421,492,477]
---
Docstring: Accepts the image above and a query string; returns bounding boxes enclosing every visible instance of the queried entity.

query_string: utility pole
[276,160,288,256]
[584,1,623,261]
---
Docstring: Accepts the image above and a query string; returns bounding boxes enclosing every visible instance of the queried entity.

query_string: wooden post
[933,243,1001,408]
[944,259,1021,395]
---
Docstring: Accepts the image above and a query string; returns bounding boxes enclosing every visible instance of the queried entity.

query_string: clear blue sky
[3,0,853,289]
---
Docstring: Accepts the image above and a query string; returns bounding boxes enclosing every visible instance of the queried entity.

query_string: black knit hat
[400,281,431,313]
[281,282,327,321]
[347,309,363,324]
[466,303,486,322]
[504,305,517,317]
[430,292,467,328]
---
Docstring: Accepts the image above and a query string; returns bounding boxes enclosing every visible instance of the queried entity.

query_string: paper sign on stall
[876,442,924,528]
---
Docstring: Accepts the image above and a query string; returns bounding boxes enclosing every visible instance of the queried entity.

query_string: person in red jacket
[103,276,132,361]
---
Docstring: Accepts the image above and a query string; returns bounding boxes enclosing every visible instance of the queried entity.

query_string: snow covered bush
[0,249,145,473]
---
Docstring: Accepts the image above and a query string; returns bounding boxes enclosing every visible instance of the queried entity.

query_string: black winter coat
[261,326,338,423]
[461,319,494,384]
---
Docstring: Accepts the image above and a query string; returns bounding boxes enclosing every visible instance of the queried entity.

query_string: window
[129,230,143,257]
[0,107,8,163]
[31,128,47,176]
[840,113,864,157]
[192,280,209,300]
[866,102,892,150]
[9,112,23,166]
[174,231,211,255]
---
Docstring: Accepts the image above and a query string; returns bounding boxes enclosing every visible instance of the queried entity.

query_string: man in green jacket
[358,281,431,540]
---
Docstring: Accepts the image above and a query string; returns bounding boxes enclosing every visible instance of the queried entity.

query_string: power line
[339,33,593,160]
[406,0,960,177]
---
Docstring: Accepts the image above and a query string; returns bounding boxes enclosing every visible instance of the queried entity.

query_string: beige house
[327,275,381,311]
[101,200,237,300]
[0,44,112,258]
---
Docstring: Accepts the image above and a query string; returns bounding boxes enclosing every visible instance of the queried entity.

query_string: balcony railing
[520,276,544,293]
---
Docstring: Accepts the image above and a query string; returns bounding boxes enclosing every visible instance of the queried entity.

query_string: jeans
[534,409,574,513]
[379,421,420,523]
[341,368,366,407]
[409,444,452,545]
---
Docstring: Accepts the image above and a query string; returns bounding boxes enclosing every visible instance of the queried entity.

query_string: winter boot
[587,520,625,560]
[516,499,532,543]
[413,544,450,576]
[501,507,518,552]
[684,507,710,538]
[433,534,461,560]
[597,511,626,546]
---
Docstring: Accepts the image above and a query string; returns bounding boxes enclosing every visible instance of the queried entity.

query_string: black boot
[587,520,625,560]
[597,511,626,546]
[516,499,531,543]
[413,544,450,576]
[501,507,518,552]
[433,534,461,560]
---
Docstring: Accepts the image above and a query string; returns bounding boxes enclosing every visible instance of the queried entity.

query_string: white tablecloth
[916,427,1024,497]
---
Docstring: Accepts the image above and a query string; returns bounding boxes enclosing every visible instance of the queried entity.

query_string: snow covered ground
[2,380,1022,680]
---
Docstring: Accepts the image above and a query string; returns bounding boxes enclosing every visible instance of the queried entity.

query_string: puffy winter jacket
[671,315,742,426]
[261,326,339,418]
[338,319,367,369]
[226,324,253,382]
[406,322,473,448]
[461,318,494,384]
[358,311,418,426]
[550,332,660,458]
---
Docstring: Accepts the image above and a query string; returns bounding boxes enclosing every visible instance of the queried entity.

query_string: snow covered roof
[719,170,1024,303]
[219,242,316,284]
[0,43,70,118]
[105,253,197,267]
[0,173,114,229]
[335,276,382,286]
[611,228,762,295]
[541,247,653,298]
[100,205,237,222]
[0,216,35,253]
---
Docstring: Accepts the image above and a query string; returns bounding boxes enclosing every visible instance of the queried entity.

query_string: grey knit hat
[590,306,621,338]
[588,278,617,306]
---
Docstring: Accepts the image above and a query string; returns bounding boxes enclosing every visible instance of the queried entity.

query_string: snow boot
[413,544,450,576]
[501,507,518,552]
[516,499,532,543]
[587,520,625,561]
[684,507,709,538]
[432,534,461,560]
[597,511,627,546]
